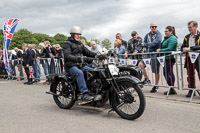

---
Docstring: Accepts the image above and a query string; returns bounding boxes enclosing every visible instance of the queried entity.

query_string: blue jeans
[42,62,49,77]
[69,66,93,94]
[163,61,175,86]
[33,60,40,81]
[36,59,41,80]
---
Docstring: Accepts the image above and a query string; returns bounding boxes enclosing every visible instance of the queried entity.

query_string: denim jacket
[114,45,125,59]
[144,30,162,52]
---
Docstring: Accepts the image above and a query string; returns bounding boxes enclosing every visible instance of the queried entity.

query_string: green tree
[0,29,3,49]
[32,33,50,43]
[53,33,67,46]
[10,29,36,49]
[101,38,112,49]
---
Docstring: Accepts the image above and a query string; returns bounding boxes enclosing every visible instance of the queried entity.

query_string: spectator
[116,33,127,50]
[8,50,17,80]
[0,50,8,78]
[114,39,125,59]
[53,45,56,49]
[125,31,143,62]
[14,47,24,80]
[89,41,102,53]
[55,44,64,73]
[39,42,49,85]
[181,21,200,97]
[22,43,33,85]
[81,39,90,49]
[138,22,162,93]
[44,41,56,74]
[157,26,178,95]
[32,44,41,82]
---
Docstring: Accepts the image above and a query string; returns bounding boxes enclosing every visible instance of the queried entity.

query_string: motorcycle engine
[87,78,102,94]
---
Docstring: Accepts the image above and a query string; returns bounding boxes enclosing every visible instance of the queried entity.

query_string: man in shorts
[138,22,162,93]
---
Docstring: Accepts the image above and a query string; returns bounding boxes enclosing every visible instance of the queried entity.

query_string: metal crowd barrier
[0,58,65,81]
[118,51,200,101]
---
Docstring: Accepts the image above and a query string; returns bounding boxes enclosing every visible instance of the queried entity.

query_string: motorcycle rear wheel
[112,79,145,120]
[51,79,76,109]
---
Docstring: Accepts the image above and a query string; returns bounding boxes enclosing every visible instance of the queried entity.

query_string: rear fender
[118,66,142,80]
[47,74,67,82]
[48,74,68,92]
[116,76,143,88]
[117,76,141,84]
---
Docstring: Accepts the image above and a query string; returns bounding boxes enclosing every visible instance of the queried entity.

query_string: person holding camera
[62,26,99,101]
[44,41,56,74]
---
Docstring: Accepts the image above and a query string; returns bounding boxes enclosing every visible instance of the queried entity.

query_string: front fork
[105,65,128,99]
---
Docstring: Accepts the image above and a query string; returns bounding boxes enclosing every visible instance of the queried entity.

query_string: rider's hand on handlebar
[77,57,82,63]
[77,56,90,63]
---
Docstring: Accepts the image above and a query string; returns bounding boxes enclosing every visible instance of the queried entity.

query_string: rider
[62,26,98,101]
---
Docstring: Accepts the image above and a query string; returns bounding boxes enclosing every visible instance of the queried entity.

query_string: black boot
[24,79,29,84]
[28,79,33,85]
[24,81,29,84]
[186,90,196,97]
[164,88,177,95]
[81,93,94,101]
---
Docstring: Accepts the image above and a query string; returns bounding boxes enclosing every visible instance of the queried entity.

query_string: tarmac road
[0,80,200,133]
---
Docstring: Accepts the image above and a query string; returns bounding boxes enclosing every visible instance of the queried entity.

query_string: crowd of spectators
[0,20,200,98]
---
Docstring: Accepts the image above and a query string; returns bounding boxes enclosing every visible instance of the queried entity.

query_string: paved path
[0,80,200,133]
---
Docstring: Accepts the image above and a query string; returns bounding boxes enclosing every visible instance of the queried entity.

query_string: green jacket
[160,34,177,60]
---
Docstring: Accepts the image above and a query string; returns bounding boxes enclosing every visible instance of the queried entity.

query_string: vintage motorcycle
[46,53,146,120]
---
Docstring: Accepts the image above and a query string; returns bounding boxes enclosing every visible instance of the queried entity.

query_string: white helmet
[70,26,82,35]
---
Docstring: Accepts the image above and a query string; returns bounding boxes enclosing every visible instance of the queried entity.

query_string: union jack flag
[29,66,34,79]
[3,18,20,72]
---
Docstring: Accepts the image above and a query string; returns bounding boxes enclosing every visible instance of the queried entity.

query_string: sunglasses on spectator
[188,26,193,29]
[151,26,157,28]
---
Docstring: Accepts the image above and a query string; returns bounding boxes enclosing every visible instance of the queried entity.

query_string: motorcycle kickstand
[108,108,114,113]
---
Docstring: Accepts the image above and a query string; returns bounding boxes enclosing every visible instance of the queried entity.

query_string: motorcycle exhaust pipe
[78,100,93,106]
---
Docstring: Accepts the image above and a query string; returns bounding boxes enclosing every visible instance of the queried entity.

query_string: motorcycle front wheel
[112,79,146,120]
[51,79,76,109]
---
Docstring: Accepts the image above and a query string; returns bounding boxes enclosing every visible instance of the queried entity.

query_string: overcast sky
[1,0,200,47]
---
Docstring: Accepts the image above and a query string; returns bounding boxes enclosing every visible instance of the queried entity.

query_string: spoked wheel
[112,80,146,120]
[51,79,76,109]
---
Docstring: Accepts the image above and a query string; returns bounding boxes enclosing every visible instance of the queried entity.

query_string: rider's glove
[77,57,82,63]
